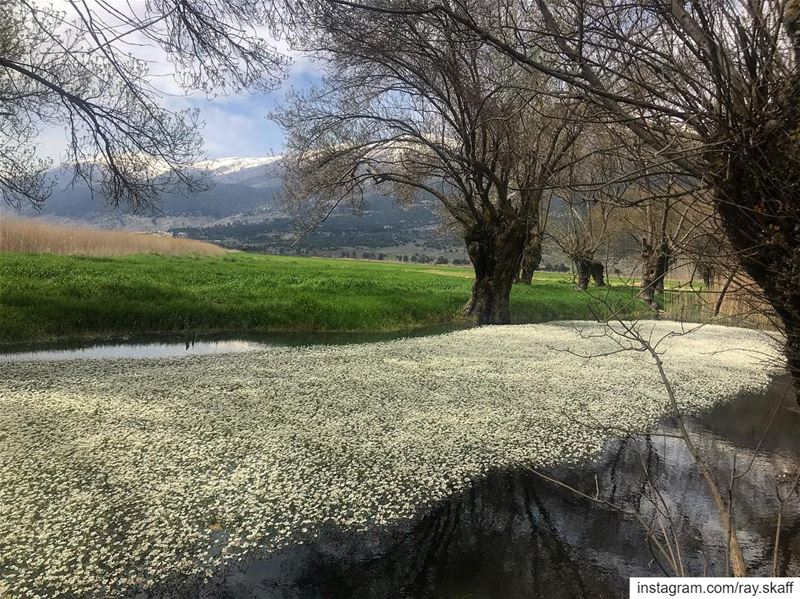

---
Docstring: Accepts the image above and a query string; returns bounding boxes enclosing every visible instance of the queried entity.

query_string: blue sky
[176,58,322,159]
[181,94,286,158]
[37,56,321,162]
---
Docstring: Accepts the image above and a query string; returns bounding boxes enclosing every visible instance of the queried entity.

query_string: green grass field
[0,252,649,344]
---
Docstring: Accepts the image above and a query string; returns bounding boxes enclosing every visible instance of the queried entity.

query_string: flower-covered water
[0,322,782,596]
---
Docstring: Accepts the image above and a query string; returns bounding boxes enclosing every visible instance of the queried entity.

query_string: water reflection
[0,326,462,362]
[142,376,799,598]
[0,339,264,362]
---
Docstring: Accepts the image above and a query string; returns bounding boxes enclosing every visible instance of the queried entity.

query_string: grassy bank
[0,252,647,344]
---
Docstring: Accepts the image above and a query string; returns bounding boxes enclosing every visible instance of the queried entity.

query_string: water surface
[143,375,799,598]
[0,325,462,362]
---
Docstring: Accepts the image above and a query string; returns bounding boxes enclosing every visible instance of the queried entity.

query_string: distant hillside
[9,156,505,263]
[173,197,456,253]
[20,157,283,220]
[31,180,280,220]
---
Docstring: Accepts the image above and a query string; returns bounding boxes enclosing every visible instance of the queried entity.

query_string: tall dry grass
[0,217,226,257]
[629,258,778,330]
[661,282,778,330]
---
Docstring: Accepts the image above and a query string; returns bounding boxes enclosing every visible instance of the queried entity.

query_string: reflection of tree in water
[399,469,620,598]
[520,473,599,597]
[145,381,800,598]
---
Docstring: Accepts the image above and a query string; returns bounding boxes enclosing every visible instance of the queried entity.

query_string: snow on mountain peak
[193,156,282,176]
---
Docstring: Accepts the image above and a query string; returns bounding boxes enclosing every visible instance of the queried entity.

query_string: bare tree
[514,194,549,285]
[382,0,800,396]
[1,0,287,210]
[274,5,585,324]
[546,137,637,291]
[614,176,717,308]
[551,195,614,290]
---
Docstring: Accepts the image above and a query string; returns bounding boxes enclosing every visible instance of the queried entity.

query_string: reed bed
[661,283,777,331]
[0,217,225,256]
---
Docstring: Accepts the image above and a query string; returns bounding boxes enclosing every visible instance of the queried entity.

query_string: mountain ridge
[10,155,469,261]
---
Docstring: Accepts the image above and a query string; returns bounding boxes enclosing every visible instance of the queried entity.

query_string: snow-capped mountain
[195,155,281,173]
[191,156,283,187]
[22,156,285,222]
[13,155,461,257]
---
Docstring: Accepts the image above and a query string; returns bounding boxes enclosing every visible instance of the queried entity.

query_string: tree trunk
[786,327,800,403]
[712,108,800,402]
[516,231,543,285]
[700,263,714,289]
[574,256,604,290]
[575,258,591,291]
[590,261,605,287]
[716,185,800,401]
[640,240,671,308]
[463,221,527,325]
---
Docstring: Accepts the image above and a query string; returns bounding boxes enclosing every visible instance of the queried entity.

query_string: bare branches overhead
[0,0,289,209]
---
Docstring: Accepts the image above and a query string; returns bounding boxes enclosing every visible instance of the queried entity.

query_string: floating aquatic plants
[0,322,782,596]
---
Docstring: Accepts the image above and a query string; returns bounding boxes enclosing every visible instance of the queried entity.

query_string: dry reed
[661,282,777,331]
[0,217,226,257]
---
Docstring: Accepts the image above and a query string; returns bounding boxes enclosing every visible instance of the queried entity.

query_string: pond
[147,376,799,599]
[0,322,788,597]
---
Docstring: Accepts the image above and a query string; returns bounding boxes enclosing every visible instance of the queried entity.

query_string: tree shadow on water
[142,379,800,599]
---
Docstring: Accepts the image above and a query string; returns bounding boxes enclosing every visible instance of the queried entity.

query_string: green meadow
[0,252,648,344]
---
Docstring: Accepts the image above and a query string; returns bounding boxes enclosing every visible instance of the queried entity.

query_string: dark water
[0,326,461,362]
[140,376,799,599]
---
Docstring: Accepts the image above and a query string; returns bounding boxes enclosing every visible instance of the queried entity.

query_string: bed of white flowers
[0,322,783,596]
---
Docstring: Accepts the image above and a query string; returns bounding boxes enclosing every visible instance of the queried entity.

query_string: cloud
[163,56,323,159]
[187,98,283,159]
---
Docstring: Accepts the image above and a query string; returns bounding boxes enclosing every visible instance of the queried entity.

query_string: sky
[35,0,323,162]
[168,59,322,159]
